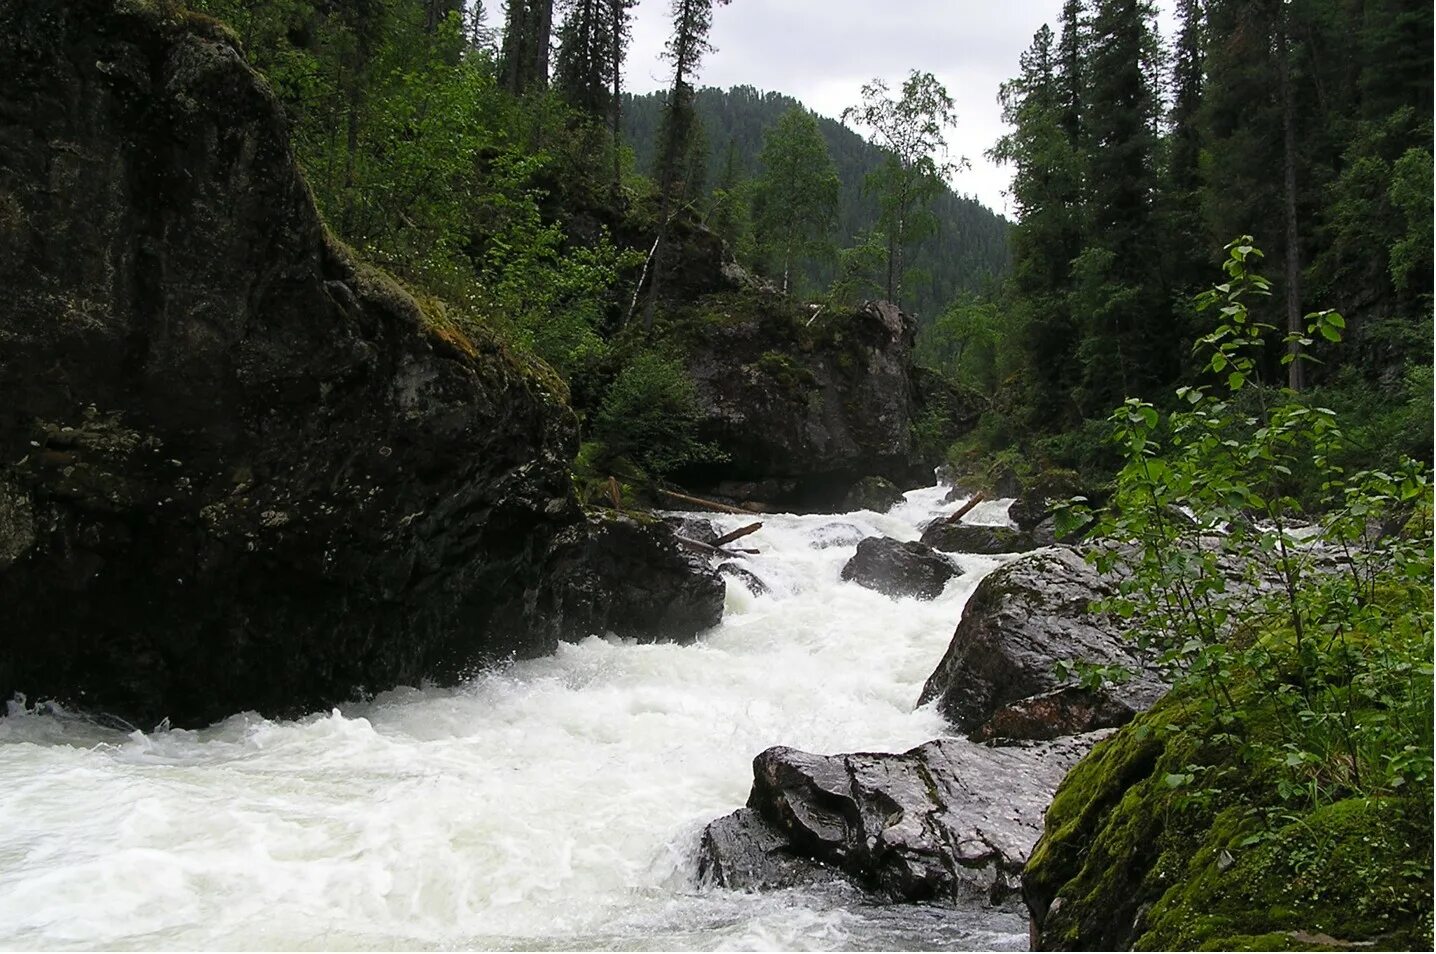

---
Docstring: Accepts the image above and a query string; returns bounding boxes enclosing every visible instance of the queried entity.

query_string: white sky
[623,1,1177,218]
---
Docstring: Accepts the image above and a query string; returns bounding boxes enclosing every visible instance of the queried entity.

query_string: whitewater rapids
[0,485,1027,951]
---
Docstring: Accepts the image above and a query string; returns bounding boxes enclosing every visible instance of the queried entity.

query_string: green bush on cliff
[592,351,723,480]
[1032,239,1434,950]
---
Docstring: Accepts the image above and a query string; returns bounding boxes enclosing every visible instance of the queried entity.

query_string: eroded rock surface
[696,736,1104,904]
[917,547,1166,736]
[841,537,960,600]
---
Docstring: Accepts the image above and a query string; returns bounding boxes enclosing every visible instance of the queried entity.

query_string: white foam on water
[0,486,1027,951]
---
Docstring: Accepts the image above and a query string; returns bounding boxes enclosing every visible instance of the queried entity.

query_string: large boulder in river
[917,547,1166,738]
[696,735,1103,904]
[0,0,714,727]
[671,294,972,511]
[533,515,724,641]
[921,521,1042,554]
[840,537,959,600]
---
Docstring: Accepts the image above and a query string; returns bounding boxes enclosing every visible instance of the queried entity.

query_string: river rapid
[0,486,1027,951]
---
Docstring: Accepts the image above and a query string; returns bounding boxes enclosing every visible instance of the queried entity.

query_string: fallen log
[941,491,987,526]
[658,488,752,515]
[712,522,763,548]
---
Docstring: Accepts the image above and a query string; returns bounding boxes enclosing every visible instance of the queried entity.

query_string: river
[0,485,1027,951]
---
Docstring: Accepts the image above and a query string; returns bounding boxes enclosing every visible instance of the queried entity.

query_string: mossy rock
[1025,686,1434,951]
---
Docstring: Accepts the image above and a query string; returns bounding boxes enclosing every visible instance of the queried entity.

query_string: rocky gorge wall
[0,0,721,728]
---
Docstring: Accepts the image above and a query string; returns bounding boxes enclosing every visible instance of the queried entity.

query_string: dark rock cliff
[671,293,959,510]
[0,0,720,727]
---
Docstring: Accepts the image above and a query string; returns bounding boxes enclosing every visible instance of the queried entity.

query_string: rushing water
[0,486,1027,951]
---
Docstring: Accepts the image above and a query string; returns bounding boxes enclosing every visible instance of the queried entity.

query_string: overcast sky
[623,1,1176,218]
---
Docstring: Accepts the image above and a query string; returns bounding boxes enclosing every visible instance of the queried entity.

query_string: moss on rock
[1025,683,1433,951]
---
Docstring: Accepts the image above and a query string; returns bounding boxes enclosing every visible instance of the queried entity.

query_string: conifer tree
[991,24,1085,427]
[499,0,554,94]
[642,0,730,328]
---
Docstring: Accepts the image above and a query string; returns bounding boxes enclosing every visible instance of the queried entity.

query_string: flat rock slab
[696,734,1105,904]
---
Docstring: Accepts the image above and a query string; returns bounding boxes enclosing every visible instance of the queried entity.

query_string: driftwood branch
[657,488,751,515]
[674,535,761,558]
[711,522,762,547]
[942,491,986,526]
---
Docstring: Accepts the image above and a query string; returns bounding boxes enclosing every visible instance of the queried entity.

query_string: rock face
[921,521,1042,555]
[842,476,906,513]
[696,736,1104,904]
[532,515,725,641]
[840,537,960,600]
[0,1,719,727]
[917,548,1166,738]
[676,297,963,510]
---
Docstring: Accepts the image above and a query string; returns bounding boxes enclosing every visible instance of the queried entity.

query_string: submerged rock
[841,537,960,600]
[917,547,1166,737]
[717,561,768,596]
[809,522,868,549]
[696,735,1104,904]
[920,522,1042,555]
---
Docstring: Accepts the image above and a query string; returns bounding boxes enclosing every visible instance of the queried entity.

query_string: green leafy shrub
[1066,238,1433,807]
[592,351,723,479]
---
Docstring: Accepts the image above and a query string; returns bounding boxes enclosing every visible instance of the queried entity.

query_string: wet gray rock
[921,522,1042,555]
[697,806,837,890]
[665,515,720,545]
[917,547,1166,735]
[696,735,1105,904]
[970,686,1144,744]
[536,516,725,641]
[718,561,768,596]
[843,476,906,513]
[841,537,960,600]
[810,522,868,549]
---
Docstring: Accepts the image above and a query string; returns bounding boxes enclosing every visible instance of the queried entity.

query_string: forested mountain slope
[623,86,1012,321]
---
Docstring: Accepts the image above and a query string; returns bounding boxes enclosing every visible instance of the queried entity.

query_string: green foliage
[592,351,723,478]
[751,108,840,295]
[1067,240,1433,809]
[915,293,1004,390]
[622,86,1011,320]
[843,70,967,309]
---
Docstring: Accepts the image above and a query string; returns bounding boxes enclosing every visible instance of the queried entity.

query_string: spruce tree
[499,0,554,94]
[642,0,730,328]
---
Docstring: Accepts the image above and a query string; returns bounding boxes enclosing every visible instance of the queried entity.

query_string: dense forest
[955,0,1433,486]
[622,86,1013,319]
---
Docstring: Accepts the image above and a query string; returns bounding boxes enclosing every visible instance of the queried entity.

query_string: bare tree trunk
[610,0,624,198]
[534,0,553,89]
[1278,2,1305,390]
